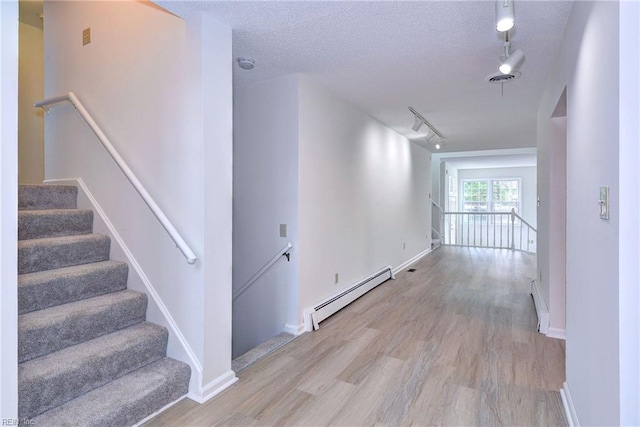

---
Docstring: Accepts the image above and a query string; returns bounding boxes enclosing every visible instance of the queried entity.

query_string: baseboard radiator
[531,280,549,334]
[307,266,394,330]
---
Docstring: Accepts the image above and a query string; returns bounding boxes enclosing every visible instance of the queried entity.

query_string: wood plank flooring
[145,247,567,426]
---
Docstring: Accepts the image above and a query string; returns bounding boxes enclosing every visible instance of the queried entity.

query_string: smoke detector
[237,57,255,70]
[485,71,521,84]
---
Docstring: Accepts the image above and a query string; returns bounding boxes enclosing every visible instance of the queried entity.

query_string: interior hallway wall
[298,76,431,323]
[537,1,639,424]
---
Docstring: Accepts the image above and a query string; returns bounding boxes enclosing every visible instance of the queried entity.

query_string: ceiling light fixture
[495,0,515,32]
[237,57,255,70]
[434,138,446,150]
[499,49,525,74]
[411,116,424,132]
[409,107,446,151]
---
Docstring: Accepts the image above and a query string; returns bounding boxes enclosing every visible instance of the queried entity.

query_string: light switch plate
[599,186,609,220]
[279,224,287,238]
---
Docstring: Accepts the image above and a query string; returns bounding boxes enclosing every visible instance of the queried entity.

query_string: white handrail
[35,92,198,264]
[512,209,537,232]
[430,198,444,213]
[233,242,293,302]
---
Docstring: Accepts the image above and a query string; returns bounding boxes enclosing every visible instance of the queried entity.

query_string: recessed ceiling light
[237,57,255,70]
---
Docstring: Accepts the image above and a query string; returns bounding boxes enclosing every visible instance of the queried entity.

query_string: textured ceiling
[161,0,573,153]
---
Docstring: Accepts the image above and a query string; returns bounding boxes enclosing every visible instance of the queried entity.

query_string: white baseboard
[392,248,431,276]
[283,323,306,336]
[188,370,238,404]
[132,394,187,427]
[45,177,204,383]
[560,381,580,427]
[547,327,566,340]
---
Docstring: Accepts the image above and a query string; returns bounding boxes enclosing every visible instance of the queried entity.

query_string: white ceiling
[161,1,573,153]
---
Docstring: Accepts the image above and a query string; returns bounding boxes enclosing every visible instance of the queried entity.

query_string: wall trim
[547,327,566,340]
[188,370,238,404]
[283,323,306,336]
[560,381,580,427]
[44,178,204,378]
[392,247,431,276]
[132,394,187,427]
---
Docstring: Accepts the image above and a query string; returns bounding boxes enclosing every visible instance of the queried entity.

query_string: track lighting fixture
[409,107,446,151]
[495,0,515,32]
[412,116,424,132]
[434,138,446,150]
[499,49,524,74]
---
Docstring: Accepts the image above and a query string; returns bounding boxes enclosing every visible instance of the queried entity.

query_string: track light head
[495,0,515,32]
[411,116,423,132]
[499,49,524,74]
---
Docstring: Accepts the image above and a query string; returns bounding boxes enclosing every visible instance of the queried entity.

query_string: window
[461,178,521,221]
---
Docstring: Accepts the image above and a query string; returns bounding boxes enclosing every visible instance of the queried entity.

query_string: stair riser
[19,263,128,314]
[32,358,191,427]
[18,236,110,274]
[19,326,168,419]
[19,185,78,210]
[18,210,93,240]
[19,293,148,363]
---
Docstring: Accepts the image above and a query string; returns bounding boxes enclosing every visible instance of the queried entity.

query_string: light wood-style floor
[145,247,566,426]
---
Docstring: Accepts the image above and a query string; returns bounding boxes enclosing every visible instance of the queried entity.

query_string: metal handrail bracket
[35,92,198,264]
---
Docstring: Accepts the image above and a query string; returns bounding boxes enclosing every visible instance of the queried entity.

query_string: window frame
[459,177,523,223]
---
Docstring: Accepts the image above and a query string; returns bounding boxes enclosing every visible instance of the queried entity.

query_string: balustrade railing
[442,208,536,253]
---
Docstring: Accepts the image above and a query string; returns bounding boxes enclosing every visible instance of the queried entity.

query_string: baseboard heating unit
[306,266,394,330]
[531,279,549,334]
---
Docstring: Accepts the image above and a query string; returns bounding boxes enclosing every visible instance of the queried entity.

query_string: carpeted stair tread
[18,260,128,314]
[18,234,110,274]
[19,290,147,363]
[18,209,94,240]
[19,322,168,419]
[19,185,78,210]
[31,357,191,427]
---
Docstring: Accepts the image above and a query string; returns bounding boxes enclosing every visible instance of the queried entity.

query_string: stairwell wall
[232,75,300,358]
[43,1,234,399]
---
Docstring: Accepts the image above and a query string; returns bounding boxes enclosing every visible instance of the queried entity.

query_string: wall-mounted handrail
[35,92,198,264]
[233,242,293,302]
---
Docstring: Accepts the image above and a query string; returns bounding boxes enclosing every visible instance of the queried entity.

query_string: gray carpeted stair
[19,184,77,210]
[18,234,111,274]
[18,260,128,314]
[19,290,148,363]
[31,358,190,427]
[19,322,168,419]
[19,209,93,240]
[18,184,190,426]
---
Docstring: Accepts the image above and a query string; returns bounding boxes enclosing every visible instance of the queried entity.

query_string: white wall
[537,1,640,424]
[618,1,640,423]
[43,1,234,400]
[233,75,299,357]
[18,20,44,184]
[457,166,537,225]
[0,0,19,419]
[298,76,431,322]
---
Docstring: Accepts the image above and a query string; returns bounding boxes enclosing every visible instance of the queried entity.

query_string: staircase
[18,184,190,426]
